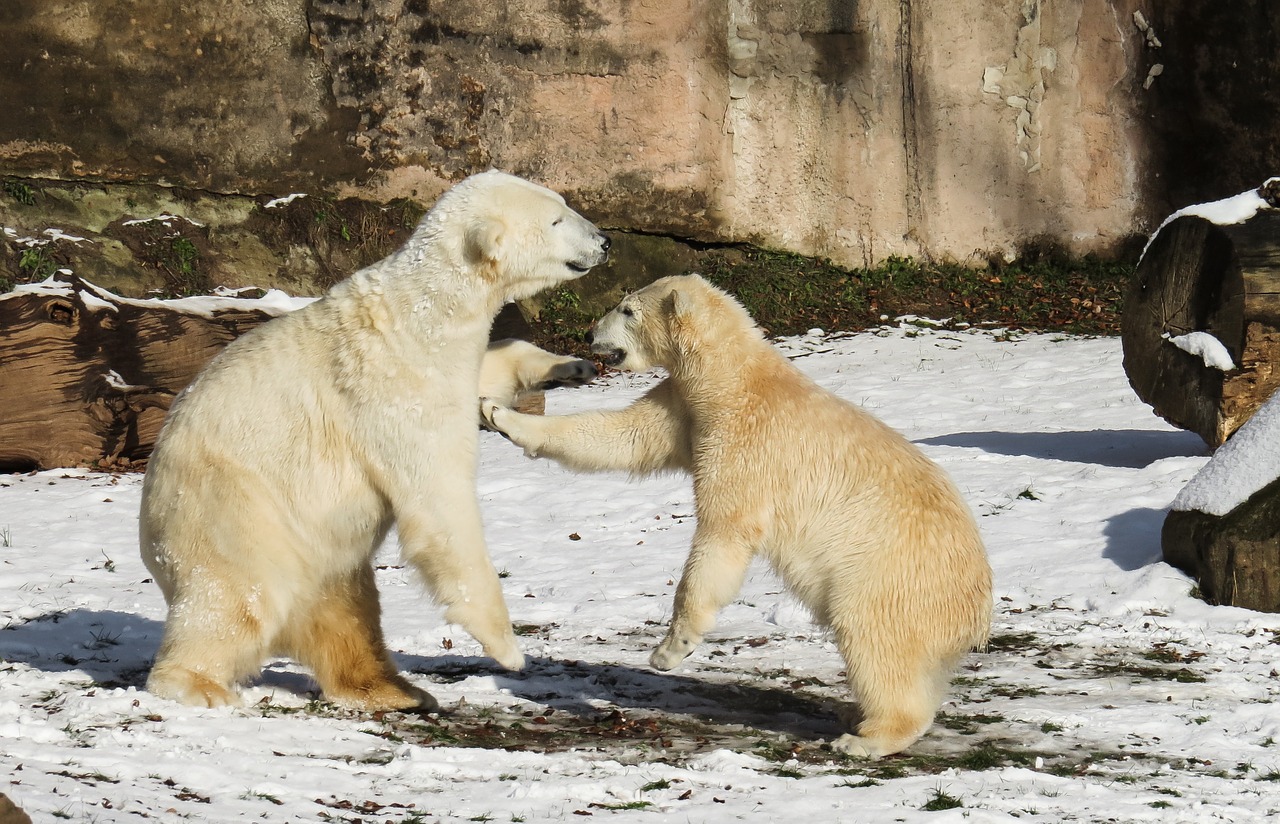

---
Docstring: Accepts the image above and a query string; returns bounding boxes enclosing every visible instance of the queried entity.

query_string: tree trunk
[1122,196,1280,447]
[0,277,281,471]
[1164,475,1280,613]
[0,276,543,471]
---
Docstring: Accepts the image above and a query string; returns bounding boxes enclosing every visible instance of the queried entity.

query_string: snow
[1164,331,1236,371]
[1173,387,1280,516]
[8,322,1280,823]
[121,214,205,228]
[1140,178,1278,262]
[264,193,308,209]
[0,276,316,317]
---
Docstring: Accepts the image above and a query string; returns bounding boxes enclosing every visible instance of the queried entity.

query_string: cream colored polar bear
[482,274,992,758]
[141,170,609,711]
[479,338,596,411]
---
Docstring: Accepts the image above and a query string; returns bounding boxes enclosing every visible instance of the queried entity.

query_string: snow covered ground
[4,322,1279,823]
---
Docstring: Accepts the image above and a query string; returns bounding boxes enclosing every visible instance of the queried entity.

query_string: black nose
[585,330,595,345]
[600,234,611,252]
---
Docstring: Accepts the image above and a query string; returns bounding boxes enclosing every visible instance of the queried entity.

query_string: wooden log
[0,275,550,471]
[1163,476,1280,613]
[1122,190,1280,447]
[0,276,281,471]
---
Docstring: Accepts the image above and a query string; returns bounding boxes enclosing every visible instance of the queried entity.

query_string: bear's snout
[591,345,625,367]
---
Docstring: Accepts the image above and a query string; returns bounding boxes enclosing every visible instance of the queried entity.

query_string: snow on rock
[1172,386,1280,516]
[264,193,308,209]
[1163,331,1236,370]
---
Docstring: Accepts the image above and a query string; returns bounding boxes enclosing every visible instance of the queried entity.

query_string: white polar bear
[140,170,610,711]
[482,274,992,758]
[479,338,597,413]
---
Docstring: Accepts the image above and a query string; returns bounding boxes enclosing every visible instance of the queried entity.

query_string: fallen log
[0,276,289,471]
[0,275,545,471]
[1122,179,1280,446]
[1163,387,1280,612]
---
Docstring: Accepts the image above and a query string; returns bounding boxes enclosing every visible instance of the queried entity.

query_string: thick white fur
[478,338,596,410]
[140,170,609,711]
[482,274,992,758]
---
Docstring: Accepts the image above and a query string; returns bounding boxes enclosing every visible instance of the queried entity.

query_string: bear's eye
[551,217,563,227]
[620,306,634,318]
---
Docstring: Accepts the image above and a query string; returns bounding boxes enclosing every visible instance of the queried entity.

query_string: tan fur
[140,171,609,710]
[482,274,992,758]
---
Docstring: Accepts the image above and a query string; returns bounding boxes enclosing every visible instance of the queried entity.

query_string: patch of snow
[264,193,308,209]
[102,370,145,392]
[1163,331,1236,370]
[42,228,89,244]
[1172,388,1280,516]
[1141,178,1279,262]
[122,214,206,228]
[78,289,119,313]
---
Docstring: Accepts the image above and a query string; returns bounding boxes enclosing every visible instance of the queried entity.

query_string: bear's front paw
[649,637,696,671]
[479,398,509,434]
[489,643,527,672]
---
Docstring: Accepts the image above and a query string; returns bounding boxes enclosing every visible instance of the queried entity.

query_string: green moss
[527,238,1134,356]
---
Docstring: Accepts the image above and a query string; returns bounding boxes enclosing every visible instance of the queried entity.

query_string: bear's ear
[667,287,694,321]
[464,217,506,267]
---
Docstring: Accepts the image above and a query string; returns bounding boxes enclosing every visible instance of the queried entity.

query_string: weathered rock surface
[1,1,1278,292]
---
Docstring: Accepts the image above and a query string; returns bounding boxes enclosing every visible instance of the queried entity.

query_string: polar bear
[140,170,610,711]
[482,274,992,758]
[479,338,597,412]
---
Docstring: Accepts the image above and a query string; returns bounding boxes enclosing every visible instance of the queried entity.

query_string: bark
[0,277,278,471]
[1164,475,1280,613]
[1122,202,1280,446]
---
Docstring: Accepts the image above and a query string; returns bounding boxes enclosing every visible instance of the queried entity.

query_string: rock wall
[0,0,1275,295]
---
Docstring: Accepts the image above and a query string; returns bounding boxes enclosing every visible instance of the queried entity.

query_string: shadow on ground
[917,428,1206,469]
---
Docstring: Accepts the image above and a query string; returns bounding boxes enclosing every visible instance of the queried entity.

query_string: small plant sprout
[922,787,964,811]
[89,626,121,649]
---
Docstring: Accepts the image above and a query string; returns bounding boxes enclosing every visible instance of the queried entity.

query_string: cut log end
[1123,210,1280,447]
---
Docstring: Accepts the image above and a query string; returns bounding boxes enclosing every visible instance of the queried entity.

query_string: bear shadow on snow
[0,608,160,688]
[1,608,843,741]
[916,428,1206,469]
[408,654,848,742]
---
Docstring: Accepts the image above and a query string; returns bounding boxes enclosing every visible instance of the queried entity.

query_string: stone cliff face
[0,0,1274,296]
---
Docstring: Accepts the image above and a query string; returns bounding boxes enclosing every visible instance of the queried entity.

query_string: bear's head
[587,274,761,371]
[426,170,610,303]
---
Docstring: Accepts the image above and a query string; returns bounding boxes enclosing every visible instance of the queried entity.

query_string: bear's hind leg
[279,563,438,713]
[832,630,954,759]
[148,590,274,708]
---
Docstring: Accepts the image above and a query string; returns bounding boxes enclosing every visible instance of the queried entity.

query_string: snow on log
[0,275,290,471]
[1122,178,1280,447]
[0,274,543,471]
[1163,387,1280,612]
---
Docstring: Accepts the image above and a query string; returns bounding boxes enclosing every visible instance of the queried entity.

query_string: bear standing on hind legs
[482,274,992,759]
[140,171,610,712]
